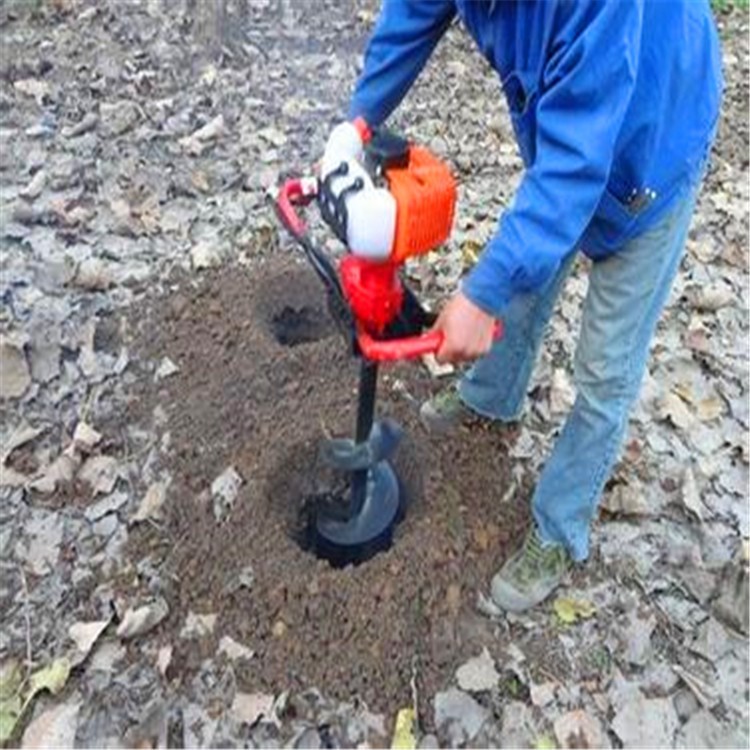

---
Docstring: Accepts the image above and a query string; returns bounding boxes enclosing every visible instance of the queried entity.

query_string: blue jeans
[459,185,701,561]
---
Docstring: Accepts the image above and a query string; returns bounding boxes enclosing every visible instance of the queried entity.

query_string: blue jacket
[348,0,723,316]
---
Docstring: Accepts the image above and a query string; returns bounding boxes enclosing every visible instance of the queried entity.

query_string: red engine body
[339,255,403,335]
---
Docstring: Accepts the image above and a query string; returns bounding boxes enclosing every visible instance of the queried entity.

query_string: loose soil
[127,254,529,718]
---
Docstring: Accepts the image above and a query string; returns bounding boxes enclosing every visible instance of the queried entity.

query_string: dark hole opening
[293,483,407,569]
[270,305,332,347]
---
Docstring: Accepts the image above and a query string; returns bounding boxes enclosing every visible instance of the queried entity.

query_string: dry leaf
[696,396,724,422]
[550,368,575,415]
[1,423,44,465]
[554,709,604,749]
[26,659,71,705]
[0,334,31,400]
[658,391,694,431]
[72,421,102,453]
[391,707,417,750]
[117,598,169,640]
[68,619,111,666]
[78,455,120,495]
[29,450,79,494]
[157,646,172,676]
[131,478,170,523]
[218,636,254,662]
[230,692,274,726]
[681,467,704,521]
[14,79,49,104]
[601,480,648,516]
[21,701,80,749]
[552,597,596,625]
[455,648,499,692]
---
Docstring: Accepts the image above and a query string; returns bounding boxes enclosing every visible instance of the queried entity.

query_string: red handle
[358,320,504,363]
[275,178,317,239]
[358,329,444,362]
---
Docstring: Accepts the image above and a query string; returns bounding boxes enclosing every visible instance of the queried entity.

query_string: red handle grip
[357,320,504,363]
[275,178,317,239]
[358,329,444,362]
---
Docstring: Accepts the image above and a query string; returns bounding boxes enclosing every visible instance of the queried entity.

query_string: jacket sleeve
[463,1,644,317]
[348,0,456,127]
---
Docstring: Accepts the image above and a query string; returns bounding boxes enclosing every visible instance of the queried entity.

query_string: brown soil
[127,254,528,719]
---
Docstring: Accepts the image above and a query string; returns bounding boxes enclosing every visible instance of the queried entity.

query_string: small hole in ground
[271,305,332,347]
[294,483,408,569]
[266,438,422,569]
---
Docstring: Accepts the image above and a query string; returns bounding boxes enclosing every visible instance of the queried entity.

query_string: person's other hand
[432,291,497,364]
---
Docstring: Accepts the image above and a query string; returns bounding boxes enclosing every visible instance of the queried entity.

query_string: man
[329,0,722,612]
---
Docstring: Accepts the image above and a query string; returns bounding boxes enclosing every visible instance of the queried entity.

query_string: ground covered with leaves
[0,0,748,748]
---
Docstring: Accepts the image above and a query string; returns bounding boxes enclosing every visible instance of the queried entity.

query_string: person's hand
[432,291,497,364]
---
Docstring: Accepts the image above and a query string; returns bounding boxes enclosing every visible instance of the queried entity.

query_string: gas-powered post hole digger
[273,120,502,566]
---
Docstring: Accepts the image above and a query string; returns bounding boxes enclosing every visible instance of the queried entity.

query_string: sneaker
[490,527,571,612]
[419,384,473,434]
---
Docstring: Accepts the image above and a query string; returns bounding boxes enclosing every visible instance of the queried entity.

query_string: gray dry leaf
[131,478,170,523]
[180,114,225,155]
[78,455,120,495]
[74,258,113,291]
[658,391,694,431]
[14,78,50,104]
[1,422,44,464]
[677,709,745,749]
[602,479,648,516]
[713,562,750,635]
[231,692,274,726]
[689,280,735,312]
[157,645,172,676]
[61,112,98,138]
[612,693,679,748]
[498,700,536,749]
[211,466,244,522]
[553,710,605,750]
[155,356,180,380]
[84,490,128,521]
[434,688,489,746]
[622,613,656,667]
[0,334,31,399]
[225,564,256,595]
[190,241,223,270]
[68,619,111,666]
[218,635,254,662]
[29,450,79,494]
[72,421,102,453]
[681,467,704,521]
[455,647,499,692]
[550,367,575,415]
[689,617,736,662]
[180,611,217,639]
[19,170,47,201]
[16,510,65,575]
[28,328,61,384]
[191,114,226,142]
[100,100,140,137]
[116,597,169,640]
[21,700,80,749]
[529,681,556,708]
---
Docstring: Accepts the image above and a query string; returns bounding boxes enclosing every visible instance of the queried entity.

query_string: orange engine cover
[386,146,457,263]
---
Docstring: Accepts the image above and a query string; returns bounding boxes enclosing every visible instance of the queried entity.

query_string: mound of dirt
[128,255,528,717]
